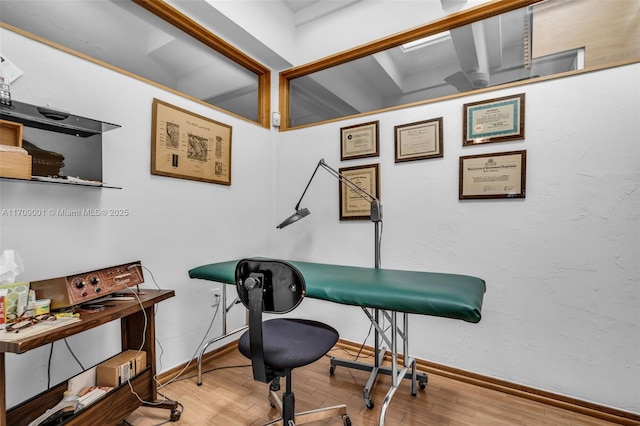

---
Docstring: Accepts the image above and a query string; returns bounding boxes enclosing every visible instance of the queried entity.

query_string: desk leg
[121,305,182,422]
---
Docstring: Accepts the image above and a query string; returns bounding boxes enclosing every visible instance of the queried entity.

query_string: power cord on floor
[172,363,252,383]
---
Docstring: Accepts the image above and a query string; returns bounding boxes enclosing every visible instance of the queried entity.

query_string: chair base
[264,385,350,426]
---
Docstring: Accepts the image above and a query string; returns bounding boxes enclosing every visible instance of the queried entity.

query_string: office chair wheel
[342,414,352,426]
[169,409,181,421]
[270,377,281,392]
[365,398,374,409]
[329,366,335,375]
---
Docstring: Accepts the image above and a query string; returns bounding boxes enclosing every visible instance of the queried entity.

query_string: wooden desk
[1,289,176,426]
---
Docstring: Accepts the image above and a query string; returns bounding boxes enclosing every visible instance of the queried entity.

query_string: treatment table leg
[329,309,427,414]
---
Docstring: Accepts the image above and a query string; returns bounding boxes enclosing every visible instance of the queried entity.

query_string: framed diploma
[463,93,525,146]
[394,117,443,163]
[339,163,380,220]
[151,98,232,185]
[459,150,526,199]
[340,121,379,161]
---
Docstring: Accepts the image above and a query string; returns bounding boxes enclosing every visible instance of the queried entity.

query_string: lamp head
[276,208,310,229]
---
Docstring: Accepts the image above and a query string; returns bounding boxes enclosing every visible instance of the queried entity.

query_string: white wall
[274,64,640,413]
[0,28,276,408]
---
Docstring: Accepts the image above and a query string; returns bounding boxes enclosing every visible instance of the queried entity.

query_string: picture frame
[459,150,526,199]
[394,117,443,163]
[338,163,380,220]
[463,93,525,146]
[151,98,232,185]
[340,121,379,161]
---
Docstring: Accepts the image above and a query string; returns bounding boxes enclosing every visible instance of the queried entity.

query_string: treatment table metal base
[329,307,427,425]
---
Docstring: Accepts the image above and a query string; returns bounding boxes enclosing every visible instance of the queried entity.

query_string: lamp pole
[313,159,382,268]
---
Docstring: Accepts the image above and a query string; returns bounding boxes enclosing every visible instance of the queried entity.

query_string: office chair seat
[238,318,338,370]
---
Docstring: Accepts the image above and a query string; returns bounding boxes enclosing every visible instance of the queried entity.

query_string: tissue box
[96,350,146,387]
[0,281,30,320]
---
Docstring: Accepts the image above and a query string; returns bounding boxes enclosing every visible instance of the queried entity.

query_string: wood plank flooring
[123,346,626,426]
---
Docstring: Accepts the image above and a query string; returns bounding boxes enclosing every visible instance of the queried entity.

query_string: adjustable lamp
[276,159,383,268]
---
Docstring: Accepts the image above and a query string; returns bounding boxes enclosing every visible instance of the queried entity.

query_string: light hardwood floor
[123,346,630,426]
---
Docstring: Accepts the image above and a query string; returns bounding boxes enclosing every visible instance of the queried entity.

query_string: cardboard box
[96,350,146,387]
[0,151,32,179]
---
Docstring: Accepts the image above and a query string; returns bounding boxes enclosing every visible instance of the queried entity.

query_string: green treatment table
[189,259,485,425]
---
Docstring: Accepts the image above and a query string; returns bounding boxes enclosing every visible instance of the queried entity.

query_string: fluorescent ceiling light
[401,32,451,52]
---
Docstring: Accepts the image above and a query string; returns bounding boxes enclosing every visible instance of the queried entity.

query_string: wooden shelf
[0,176,122,189]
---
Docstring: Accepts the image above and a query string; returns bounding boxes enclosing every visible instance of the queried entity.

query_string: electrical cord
[355,313,375,361]
[64,338,85,371]
[46,337,85,389]
[137,264,162,290]
[171,363,252,383]
[47,343,54,388]
[156,300,220,390]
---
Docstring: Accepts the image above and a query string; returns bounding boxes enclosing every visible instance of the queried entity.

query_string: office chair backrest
[235,258,307,383]
[235,258,305,314]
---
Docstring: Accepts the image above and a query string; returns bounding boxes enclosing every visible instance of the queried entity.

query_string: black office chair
[235,258,351,426]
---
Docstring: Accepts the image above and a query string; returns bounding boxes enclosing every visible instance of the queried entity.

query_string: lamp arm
[318,159,383,222]
[293,160,323,211]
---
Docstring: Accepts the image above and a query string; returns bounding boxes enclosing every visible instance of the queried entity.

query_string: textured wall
[274,65,640,412]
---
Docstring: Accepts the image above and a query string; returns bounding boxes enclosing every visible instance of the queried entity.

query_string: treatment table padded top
[189,259,485,323]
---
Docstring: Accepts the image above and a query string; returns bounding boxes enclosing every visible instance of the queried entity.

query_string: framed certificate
[151,98,232,185]
[340,121,379,161]
[463,93,525,146]
[338,163,380,220]
[459,150,526,199]
[394,117,443,163]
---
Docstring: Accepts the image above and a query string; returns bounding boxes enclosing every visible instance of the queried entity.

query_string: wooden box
[0,119,23,148]
[0,119,32,179]
[0,151,32,179]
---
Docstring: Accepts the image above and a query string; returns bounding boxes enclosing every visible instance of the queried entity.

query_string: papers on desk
[0,317,80,342]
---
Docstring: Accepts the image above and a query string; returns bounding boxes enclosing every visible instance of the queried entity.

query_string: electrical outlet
[211,288,221,308]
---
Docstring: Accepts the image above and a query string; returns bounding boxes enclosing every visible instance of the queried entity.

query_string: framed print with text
[151,98,232,185]
[339,163,380,220]
[340,121,379,161]
[394,117,443,163]
[463,93,525,146]
[459,150,526,199]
